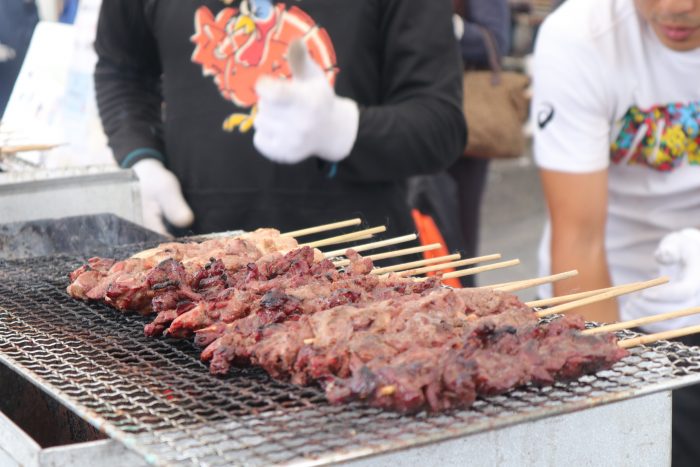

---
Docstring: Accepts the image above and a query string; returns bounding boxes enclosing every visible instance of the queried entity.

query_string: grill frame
[1,245,700,466]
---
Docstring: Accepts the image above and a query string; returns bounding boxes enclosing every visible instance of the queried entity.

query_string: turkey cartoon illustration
[191,0,338,133]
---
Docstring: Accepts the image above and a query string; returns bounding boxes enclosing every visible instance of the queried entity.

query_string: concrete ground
[475,149,547,302]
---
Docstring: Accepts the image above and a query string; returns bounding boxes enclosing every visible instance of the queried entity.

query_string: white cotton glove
[131,159,195,235]
[253,39,359,164]
[0,43,16,62]
[452,14,465,40]
[621,228,700,333]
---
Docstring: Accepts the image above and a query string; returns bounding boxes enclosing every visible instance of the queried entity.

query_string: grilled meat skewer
[66,228,302,313]
[146,246,340,336]
[325,315,626,413]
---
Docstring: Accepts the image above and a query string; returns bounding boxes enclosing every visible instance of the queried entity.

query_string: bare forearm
[540,169,617,323]
[550,236,618,323]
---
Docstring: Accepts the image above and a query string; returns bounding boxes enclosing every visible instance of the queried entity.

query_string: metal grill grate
[2,248,700,466]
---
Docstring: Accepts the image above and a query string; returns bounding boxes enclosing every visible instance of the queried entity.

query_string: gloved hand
[621,228,700,332]
[132,159,195,235]
[0,43,15,62]
[253,39,359,165]
[452,14,465,40]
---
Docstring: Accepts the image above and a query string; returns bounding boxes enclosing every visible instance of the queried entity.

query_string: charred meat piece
[66,229,301,312]
[201,283,472,377]
[325,347,480,413]
[168,249,373,340]
[161,247,337,338]
[251,288,534,385]
[99,258,155,313]
[203,285,625,413]
[325,315,627,413]
[66,257,116,300]
[143,258,229,336]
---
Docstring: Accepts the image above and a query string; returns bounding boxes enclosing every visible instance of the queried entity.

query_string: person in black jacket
[94,0,466,236]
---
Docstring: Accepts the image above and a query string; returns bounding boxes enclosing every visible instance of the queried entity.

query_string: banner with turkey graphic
[191,1,338,133]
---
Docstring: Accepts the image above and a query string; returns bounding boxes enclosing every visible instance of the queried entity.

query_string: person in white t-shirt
[532,1,700,464]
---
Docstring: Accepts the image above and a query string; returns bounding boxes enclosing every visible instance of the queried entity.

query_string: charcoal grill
[2,241,700,465]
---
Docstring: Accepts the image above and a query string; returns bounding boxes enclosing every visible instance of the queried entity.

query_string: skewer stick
[619,324,700,349]
[324,234,374,245]
[132,247,161,260]
[496,271,580,293]
[0,143,62,154]
[323,234,418,258]
[281,218,362,238]
[366,243,441,262]
[333,243,442,268]
[371,254,461,275]
[441,259,521,280]
[483,270,578,293]
[301,226,386,249]
[536,277,670,318]
[397,254,502,277]
[132,227,383,260]
[378,386,396,397]
[526,284,616,308]
[583,306,700,335]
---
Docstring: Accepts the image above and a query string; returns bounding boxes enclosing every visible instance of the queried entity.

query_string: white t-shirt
[533,0,700,326]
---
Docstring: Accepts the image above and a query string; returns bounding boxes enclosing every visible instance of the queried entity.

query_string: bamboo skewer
[366,243,441,263]
[397,254,503,277]
[583,306,700,335]
[323,234,418,258]
[372,254,462,275]
[333,243,442,268]
[526,285,616,308]
[441,259,521,280]
[342,234,373,243]
[301,226,387,249]
[525,279,663,308]
[483,270,578,293]
[619,324,700,349]
[281,218,362,238]
[495,271,580,293]
[132,248,161,260]
[0,143,62,154]
[132,226,390,261]
[536,277,670,318]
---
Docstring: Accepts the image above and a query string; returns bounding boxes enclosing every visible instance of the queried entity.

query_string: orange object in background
[411,209,462,288]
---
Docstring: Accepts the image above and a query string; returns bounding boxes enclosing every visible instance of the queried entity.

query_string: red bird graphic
[191,0,338,132]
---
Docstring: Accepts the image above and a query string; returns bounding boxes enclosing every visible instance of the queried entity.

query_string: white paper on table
[2,1,113,170]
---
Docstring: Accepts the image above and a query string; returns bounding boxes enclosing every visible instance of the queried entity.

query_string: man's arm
[532,7,617,321]
[93,0,164,168]
[335,0,466,182]
[93,0,193,234]
[541,169,617,322]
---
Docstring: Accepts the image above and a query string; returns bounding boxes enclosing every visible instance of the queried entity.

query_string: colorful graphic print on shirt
[611,102,700,172]
[190,1,338,133]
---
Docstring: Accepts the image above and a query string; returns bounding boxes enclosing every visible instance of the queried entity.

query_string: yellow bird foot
[222,106,257,133]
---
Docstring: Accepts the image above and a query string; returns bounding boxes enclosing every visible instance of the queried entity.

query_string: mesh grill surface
[1,248,700,466]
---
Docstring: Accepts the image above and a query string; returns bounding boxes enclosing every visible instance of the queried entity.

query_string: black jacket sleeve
[93,0,165,168]
[336,0,467,183]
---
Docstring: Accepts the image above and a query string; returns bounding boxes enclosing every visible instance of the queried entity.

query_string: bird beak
[234,15,256,34]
